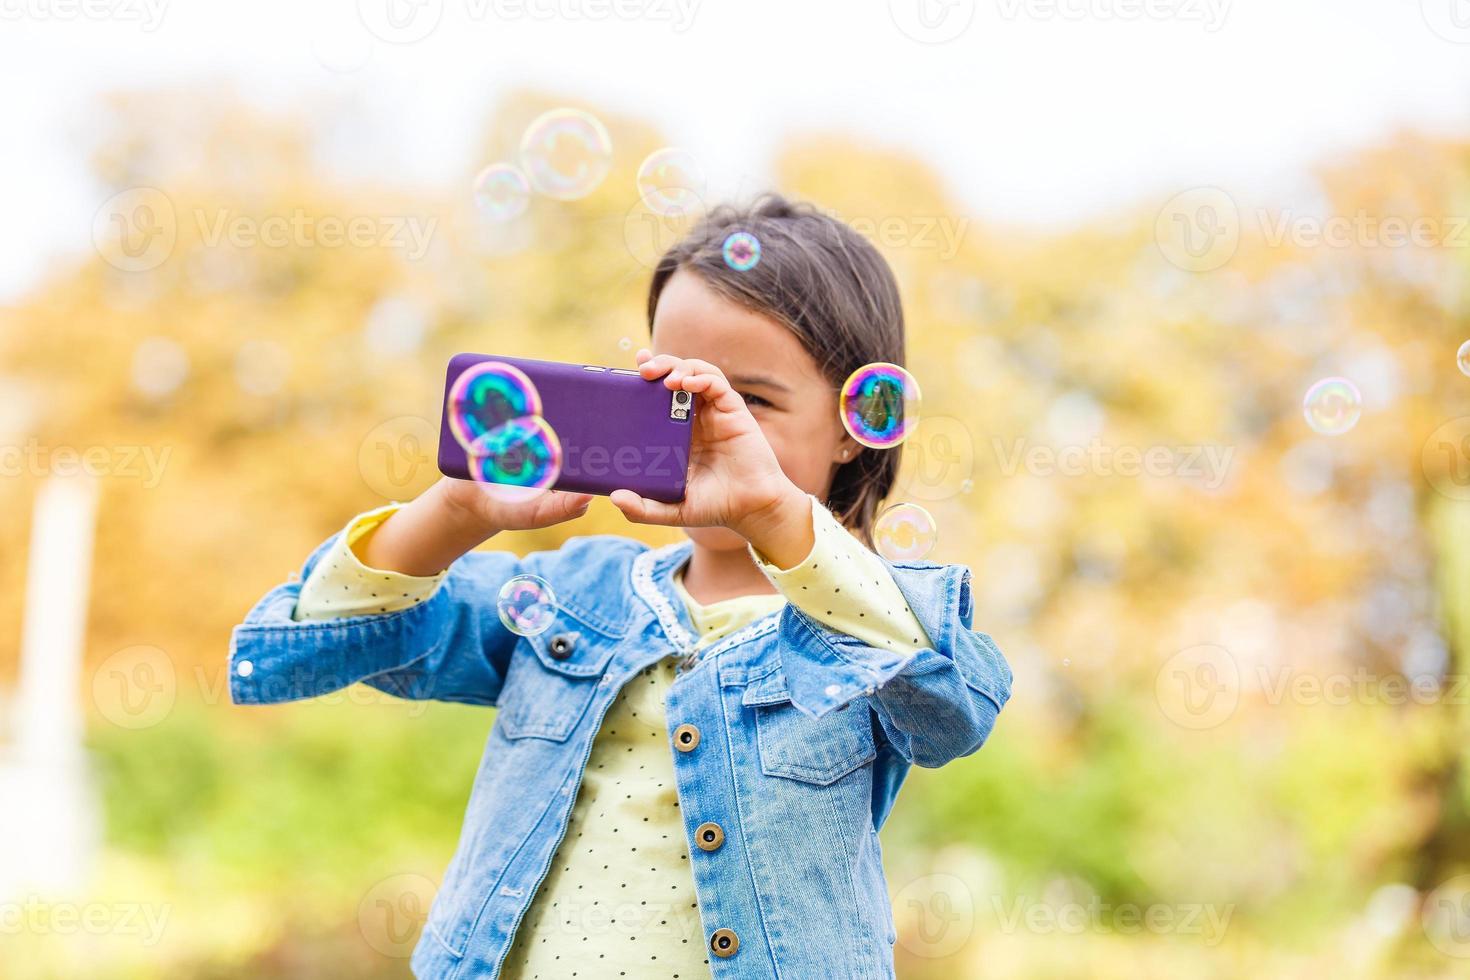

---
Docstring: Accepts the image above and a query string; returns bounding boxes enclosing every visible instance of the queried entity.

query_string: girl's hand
[438,478,593,534]
[358,478,593,577]
[608,349,809,549]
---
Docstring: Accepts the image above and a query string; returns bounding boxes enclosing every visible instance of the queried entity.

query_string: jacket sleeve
[228,527,539,708]
[774,558,1013,769]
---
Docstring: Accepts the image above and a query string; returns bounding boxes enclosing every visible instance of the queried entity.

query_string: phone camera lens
[674,391,692,405]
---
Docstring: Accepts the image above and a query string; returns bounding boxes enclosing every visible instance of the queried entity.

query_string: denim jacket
[228,531,1013,979]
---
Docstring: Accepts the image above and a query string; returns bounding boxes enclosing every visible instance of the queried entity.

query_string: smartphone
[436,352,695,503]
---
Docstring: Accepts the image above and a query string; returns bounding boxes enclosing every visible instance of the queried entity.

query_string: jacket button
[548,633,576,659]
[694,821,724,851]
[672,723,700,752]
[710,927,739,957]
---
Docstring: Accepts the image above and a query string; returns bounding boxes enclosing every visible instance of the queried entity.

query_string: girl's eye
[739,392,771,408]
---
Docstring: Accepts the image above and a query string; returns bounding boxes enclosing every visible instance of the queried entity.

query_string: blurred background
[5,1,1470,977]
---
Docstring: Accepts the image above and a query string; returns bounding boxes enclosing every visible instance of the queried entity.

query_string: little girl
[229,194,1013,979]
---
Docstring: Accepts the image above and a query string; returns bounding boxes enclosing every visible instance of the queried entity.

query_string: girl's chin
[682,525,751,552]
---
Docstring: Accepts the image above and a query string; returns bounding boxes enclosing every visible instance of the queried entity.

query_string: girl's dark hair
[647,193,905,545]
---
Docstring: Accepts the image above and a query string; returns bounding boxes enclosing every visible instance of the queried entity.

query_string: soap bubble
[874,503,937,561]
[721,231,761,272]
[618,337,633,351]
[1302,377,1362,436]
[466,416,562,498]
[498,575,558,636]
[447,361,543,453]
[518,108,613,201]
[1458,340,1470,378]
[636,148,704,217]
[841,363,921,449]
[473,164,531,222]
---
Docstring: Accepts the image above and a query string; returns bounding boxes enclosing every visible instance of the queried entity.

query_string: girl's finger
[634,347,654,366]
[608,489,684,527]
[638,353,679,379]
[678,368,746,415]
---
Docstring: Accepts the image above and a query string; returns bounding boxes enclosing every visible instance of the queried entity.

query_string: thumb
[609,489,683,527]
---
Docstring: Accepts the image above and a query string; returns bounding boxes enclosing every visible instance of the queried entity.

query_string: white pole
[0,474,101,899]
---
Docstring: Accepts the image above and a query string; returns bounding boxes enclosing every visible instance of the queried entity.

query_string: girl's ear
[832,438,861,465]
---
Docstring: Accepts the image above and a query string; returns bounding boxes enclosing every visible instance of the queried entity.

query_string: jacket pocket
[496,618,618,742]
[743,671,876,785]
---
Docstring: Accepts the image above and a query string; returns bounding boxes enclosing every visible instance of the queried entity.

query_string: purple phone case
[437,352,694,503]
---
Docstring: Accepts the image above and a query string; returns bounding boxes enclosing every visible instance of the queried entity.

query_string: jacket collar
[630,539,786,669]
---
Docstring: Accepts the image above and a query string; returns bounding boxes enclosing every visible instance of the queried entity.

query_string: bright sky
[3,0,1470,300]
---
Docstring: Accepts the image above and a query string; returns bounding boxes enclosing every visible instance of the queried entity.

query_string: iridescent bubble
[840,363,921,449]
[518,108,613,201]
[874,503,937,561]
[722,231,761,272]
[636,148,705,217]
[1302,377,1362,436]
[466,415,562,498]
[447,361,543,453]
[497,574,558,636]
[1458,340,1470,378]
[473,164,531,222]
[618,337,633,351]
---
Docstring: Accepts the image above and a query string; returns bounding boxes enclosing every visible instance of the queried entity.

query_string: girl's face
[650,268,859,553]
